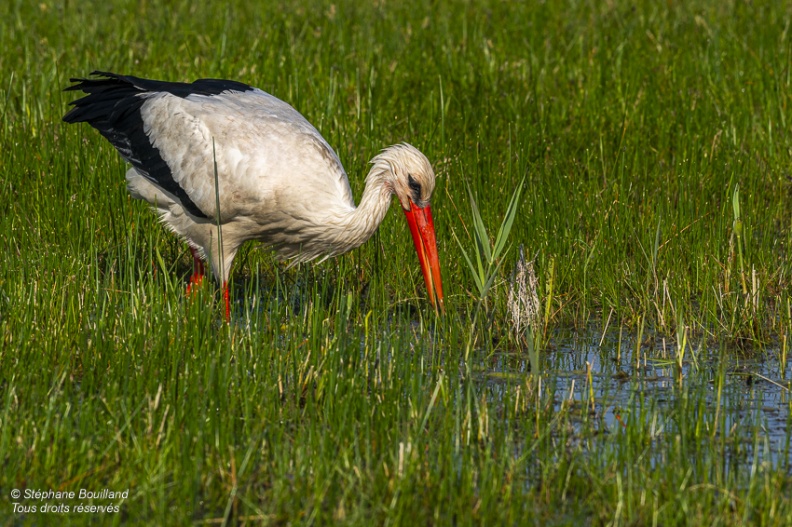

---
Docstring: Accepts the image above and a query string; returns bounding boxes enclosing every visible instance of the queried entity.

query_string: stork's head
[370,143,436,211]
[370,143,445,312]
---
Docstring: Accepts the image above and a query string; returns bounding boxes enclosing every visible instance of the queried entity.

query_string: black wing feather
[63,71,254,219]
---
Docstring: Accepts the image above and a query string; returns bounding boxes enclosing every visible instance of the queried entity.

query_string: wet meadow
[1,0,792,524]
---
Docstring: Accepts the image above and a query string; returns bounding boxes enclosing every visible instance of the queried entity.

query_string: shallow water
[485,327,791,467]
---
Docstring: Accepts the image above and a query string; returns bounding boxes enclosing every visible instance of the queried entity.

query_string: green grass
[2,0,792,524]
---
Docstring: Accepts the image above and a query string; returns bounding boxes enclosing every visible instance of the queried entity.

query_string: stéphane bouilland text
[23,489,129,500]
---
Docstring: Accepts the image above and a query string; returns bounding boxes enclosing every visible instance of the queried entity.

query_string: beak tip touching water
[403,202,445,313]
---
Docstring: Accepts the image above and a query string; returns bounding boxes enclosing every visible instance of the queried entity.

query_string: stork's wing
[63,71,354,220]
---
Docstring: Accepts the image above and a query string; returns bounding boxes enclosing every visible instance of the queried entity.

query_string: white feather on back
[140,89,355,223]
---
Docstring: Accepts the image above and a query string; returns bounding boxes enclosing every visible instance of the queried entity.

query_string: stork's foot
[186,274,204,295]
[186,246,206,295]
[184,246,230,322]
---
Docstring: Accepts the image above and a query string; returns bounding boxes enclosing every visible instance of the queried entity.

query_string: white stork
[63,71,444,319]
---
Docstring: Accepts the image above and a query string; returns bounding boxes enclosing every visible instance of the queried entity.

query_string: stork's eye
[407,174,422,203]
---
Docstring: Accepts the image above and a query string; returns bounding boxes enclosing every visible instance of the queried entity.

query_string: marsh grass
[2,0,792,524]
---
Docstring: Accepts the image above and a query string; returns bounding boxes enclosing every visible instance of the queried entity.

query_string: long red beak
[403,201,445,312]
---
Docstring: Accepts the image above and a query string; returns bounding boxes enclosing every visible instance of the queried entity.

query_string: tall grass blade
[492,177,525,261]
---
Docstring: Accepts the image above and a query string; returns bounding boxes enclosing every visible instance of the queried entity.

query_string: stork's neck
[334,165,394,253]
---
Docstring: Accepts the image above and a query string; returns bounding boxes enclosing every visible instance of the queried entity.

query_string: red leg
[186,246,205,295]
[186,246,229,321]
[223,281,231,322]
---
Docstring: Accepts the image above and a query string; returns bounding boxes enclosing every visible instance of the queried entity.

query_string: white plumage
[64,72,444,318]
